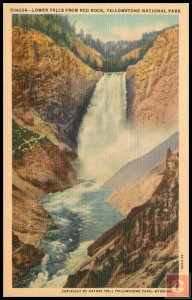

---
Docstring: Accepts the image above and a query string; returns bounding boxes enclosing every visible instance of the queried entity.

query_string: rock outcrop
[65,152,179,288]
[126,26,178,128]
[12,232,45,286]
[12,26,102,285]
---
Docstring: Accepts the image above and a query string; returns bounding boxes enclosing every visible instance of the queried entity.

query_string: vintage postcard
[3,3,189,297]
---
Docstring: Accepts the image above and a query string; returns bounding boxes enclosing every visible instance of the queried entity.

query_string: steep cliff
[65,152,179,288]
[12,26,103,148]
[126,26,178,128]
[12,26,102,284]
[73,37,103,69]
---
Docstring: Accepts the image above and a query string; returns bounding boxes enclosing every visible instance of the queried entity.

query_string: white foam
[77,73,177,184]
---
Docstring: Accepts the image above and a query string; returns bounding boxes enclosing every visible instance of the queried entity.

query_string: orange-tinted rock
[12,26,103,146]
[13,140,77,193]
[12,232,45,285]
[126,26,179,128]
[22,112,34,125]
[121,47,141,62]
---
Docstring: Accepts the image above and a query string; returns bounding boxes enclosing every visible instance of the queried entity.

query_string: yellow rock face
[126,26,179,128]
[12,26,102,147]
[12,26,99,108]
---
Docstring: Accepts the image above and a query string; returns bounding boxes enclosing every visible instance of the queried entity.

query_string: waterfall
[77,72,175,185]
[77,72,127,183]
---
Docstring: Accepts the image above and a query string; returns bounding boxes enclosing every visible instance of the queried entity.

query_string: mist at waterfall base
[24,73,177,288]
[77,73,176,184]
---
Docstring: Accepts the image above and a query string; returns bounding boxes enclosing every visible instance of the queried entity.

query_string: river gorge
[14,72,177,288]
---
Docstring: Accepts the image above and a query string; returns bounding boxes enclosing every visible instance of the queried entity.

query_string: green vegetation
[101,56,137,72]
[138,37,156,60]
[116,247,126,262]
[13,15,176,72]
[12,15,94,69]
[98,249,127,286]
[84,54,98,70]
[98,256,115,287]
[81,30,160,72]
[124,219,132,239]
[12,119,48,159]
[101,34,157,72]
[167,147,172,157]
[12,15,102,71]
[94,244,129,287]
[12,15,75,49]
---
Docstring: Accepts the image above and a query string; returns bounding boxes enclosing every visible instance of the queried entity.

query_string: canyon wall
[12,26,103,148]
[126,26,178,128]
[12,26,102,285]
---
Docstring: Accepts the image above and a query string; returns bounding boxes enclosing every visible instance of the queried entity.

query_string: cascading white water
[77,72,127,182]
[77,72,175,185]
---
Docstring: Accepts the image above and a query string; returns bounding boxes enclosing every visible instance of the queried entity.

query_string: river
[18,72,176,288]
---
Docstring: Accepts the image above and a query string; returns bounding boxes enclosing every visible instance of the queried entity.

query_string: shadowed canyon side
[65,152,179,288]
[126,26,178,127]
[12,26,102,285]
